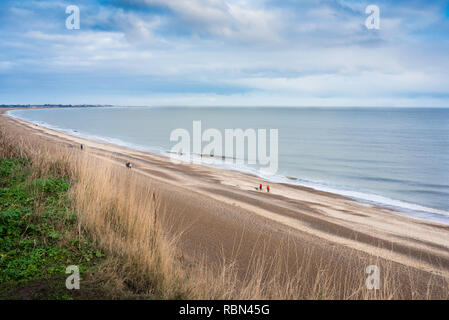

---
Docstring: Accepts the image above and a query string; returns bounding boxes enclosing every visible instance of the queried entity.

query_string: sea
[8,106,449,225]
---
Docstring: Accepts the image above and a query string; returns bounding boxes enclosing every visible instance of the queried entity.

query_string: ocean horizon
[8,106,449,225]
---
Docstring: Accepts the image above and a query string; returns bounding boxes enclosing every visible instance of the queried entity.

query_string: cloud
[0,0,448,106]
[115,0,285,43]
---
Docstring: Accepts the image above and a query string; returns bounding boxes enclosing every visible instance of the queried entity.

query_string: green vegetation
[0,158,105,299]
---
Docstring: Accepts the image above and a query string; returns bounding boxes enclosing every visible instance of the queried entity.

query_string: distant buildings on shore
[0,104,114,108]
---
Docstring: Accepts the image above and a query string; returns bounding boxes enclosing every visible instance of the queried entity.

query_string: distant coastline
[0,104,115,109]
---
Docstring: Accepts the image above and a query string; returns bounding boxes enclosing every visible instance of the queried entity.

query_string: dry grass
[1,117,448,300]
[71,155,192,298]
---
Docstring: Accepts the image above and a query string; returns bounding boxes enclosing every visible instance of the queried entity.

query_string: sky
[0,0,449,107]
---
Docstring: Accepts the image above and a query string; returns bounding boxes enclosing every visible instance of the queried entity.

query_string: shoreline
[2,110,449,282]
[6,108,449,225]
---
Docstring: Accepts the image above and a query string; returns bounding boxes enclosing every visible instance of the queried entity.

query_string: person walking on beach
[126,162,132,169]
[267,185,270,193]
[259,183,262,191]
[80,144,84,150]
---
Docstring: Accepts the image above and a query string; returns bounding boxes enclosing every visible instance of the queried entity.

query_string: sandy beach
[2,111,449,296]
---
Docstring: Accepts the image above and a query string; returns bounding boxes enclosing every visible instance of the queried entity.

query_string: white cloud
[134,0,284,43]
[1,0,448,106]
[0,61,14,72]
[230,71,449,97]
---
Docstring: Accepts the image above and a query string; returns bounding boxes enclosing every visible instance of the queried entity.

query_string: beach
[2,111,449,297]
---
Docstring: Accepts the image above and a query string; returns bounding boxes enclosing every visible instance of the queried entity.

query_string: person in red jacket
[267,185,270,193]
[259,183,262,191]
